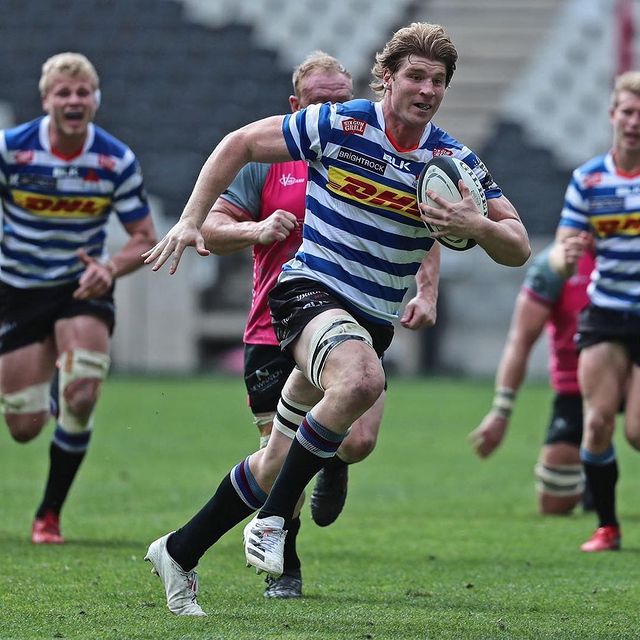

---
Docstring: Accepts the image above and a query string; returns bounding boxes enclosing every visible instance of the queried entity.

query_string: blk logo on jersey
[382,152,414,173]
[11,189,110,218]
[327,166,419,220]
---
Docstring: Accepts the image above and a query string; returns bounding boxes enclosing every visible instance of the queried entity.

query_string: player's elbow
[493,243,531,267]
[508,244,531,267]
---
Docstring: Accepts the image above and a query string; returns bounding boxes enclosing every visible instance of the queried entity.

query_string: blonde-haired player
[0,52,156,543]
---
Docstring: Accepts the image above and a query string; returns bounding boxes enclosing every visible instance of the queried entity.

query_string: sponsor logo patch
[432,147,453,157]
[279,173,305,187]
[99,154,116,171]
[341,118,367,135]
[327,166,419,220]
[583,172,604,188]
[11,189,110,218]
[591,212,640,237]
[337,148,386,175]
[14,150,34,165]
[15,174,57,191]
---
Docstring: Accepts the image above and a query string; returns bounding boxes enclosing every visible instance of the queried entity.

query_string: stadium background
[0,0,633,377]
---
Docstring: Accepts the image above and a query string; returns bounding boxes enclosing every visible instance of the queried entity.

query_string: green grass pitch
[1,375,638,639]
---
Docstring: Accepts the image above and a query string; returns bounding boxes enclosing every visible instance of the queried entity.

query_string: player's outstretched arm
[143,116,291,274]
[468,291,550,457]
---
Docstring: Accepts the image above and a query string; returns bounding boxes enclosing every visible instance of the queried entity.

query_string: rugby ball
[416,156,488,251]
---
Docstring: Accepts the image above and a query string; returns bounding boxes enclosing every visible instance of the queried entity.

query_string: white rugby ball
[416,156,488,251]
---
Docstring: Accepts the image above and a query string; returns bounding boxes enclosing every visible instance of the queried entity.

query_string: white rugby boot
[243,515,287,577]
[144,532,207,616]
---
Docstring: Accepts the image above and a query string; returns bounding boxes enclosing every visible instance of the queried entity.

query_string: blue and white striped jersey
[559,151,640,313]
[0,116,150,288]
[280,99,501,324]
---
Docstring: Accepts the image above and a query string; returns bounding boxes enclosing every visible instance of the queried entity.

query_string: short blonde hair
[611,70,640,107]
[39,52,99,96]
[292,51,351,98]
[370,22,458,96]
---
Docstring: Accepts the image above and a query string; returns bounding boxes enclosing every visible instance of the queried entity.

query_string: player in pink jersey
[469,240,595,514]
[196,52,439,599]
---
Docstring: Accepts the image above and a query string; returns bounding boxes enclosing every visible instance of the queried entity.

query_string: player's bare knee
[1,383,50,442]
[64,378,101,422]
[624,426,640,451]
[539,493,581,516]
[6,412,49,442]
[343,371,384,413]
[57,349,110,433]
[338,431,376,463]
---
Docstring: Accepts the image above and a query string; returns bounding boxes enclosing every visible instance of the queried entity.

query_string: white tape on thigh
[306,314,373,391]
[534,463,585,497]
[0,382,50,414]
[58,348,111,433]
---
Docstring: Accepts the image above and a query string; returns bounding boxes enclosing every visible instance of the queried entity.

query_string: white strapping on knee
[57,348,110,434]
[273,393,313,440]
[0,382,50,415]
[253,412,275,449]
[534,462,585,497]
[306,314,373,391]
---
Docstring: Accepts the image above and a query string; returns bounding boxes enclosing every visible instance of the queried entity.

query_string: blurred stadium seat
[0,0,633,376]
[502,0,613,170]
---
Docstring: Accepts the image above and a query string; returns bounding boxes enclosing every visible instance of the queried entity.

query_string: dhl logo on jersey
[592,212,640,237]
[327,167,420,221]
[12,189,110,219]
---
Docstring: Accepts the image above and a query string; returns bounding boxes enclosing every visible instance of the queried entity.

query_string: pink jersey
[523,247,595,394]
[221,160,307,345]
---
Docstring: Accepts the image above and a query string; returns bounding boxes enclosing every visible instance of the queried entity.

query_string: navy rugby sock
[168,472,256,572]
[583,459,619,527]
[581,446,619,527]
[258,415,345,526]
[36,442,86,518]
[283,516,302,575]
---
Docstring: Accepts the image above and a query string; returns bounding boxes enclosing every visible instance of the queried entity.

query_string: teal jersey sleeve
[522,245,565,304]
[220,162,271,220]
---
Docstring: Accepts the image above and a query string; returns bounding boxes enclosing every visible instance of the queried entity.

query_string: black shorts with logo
[244,343,295,414]
[268,278,395,358]
[576,304,640,365]
[543,393,583,446]
[0,280,115,355]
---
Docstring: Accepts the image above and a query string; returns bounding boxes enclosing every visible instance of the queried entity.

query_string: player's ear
[94,89,101,109]
[289,95,300,113]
